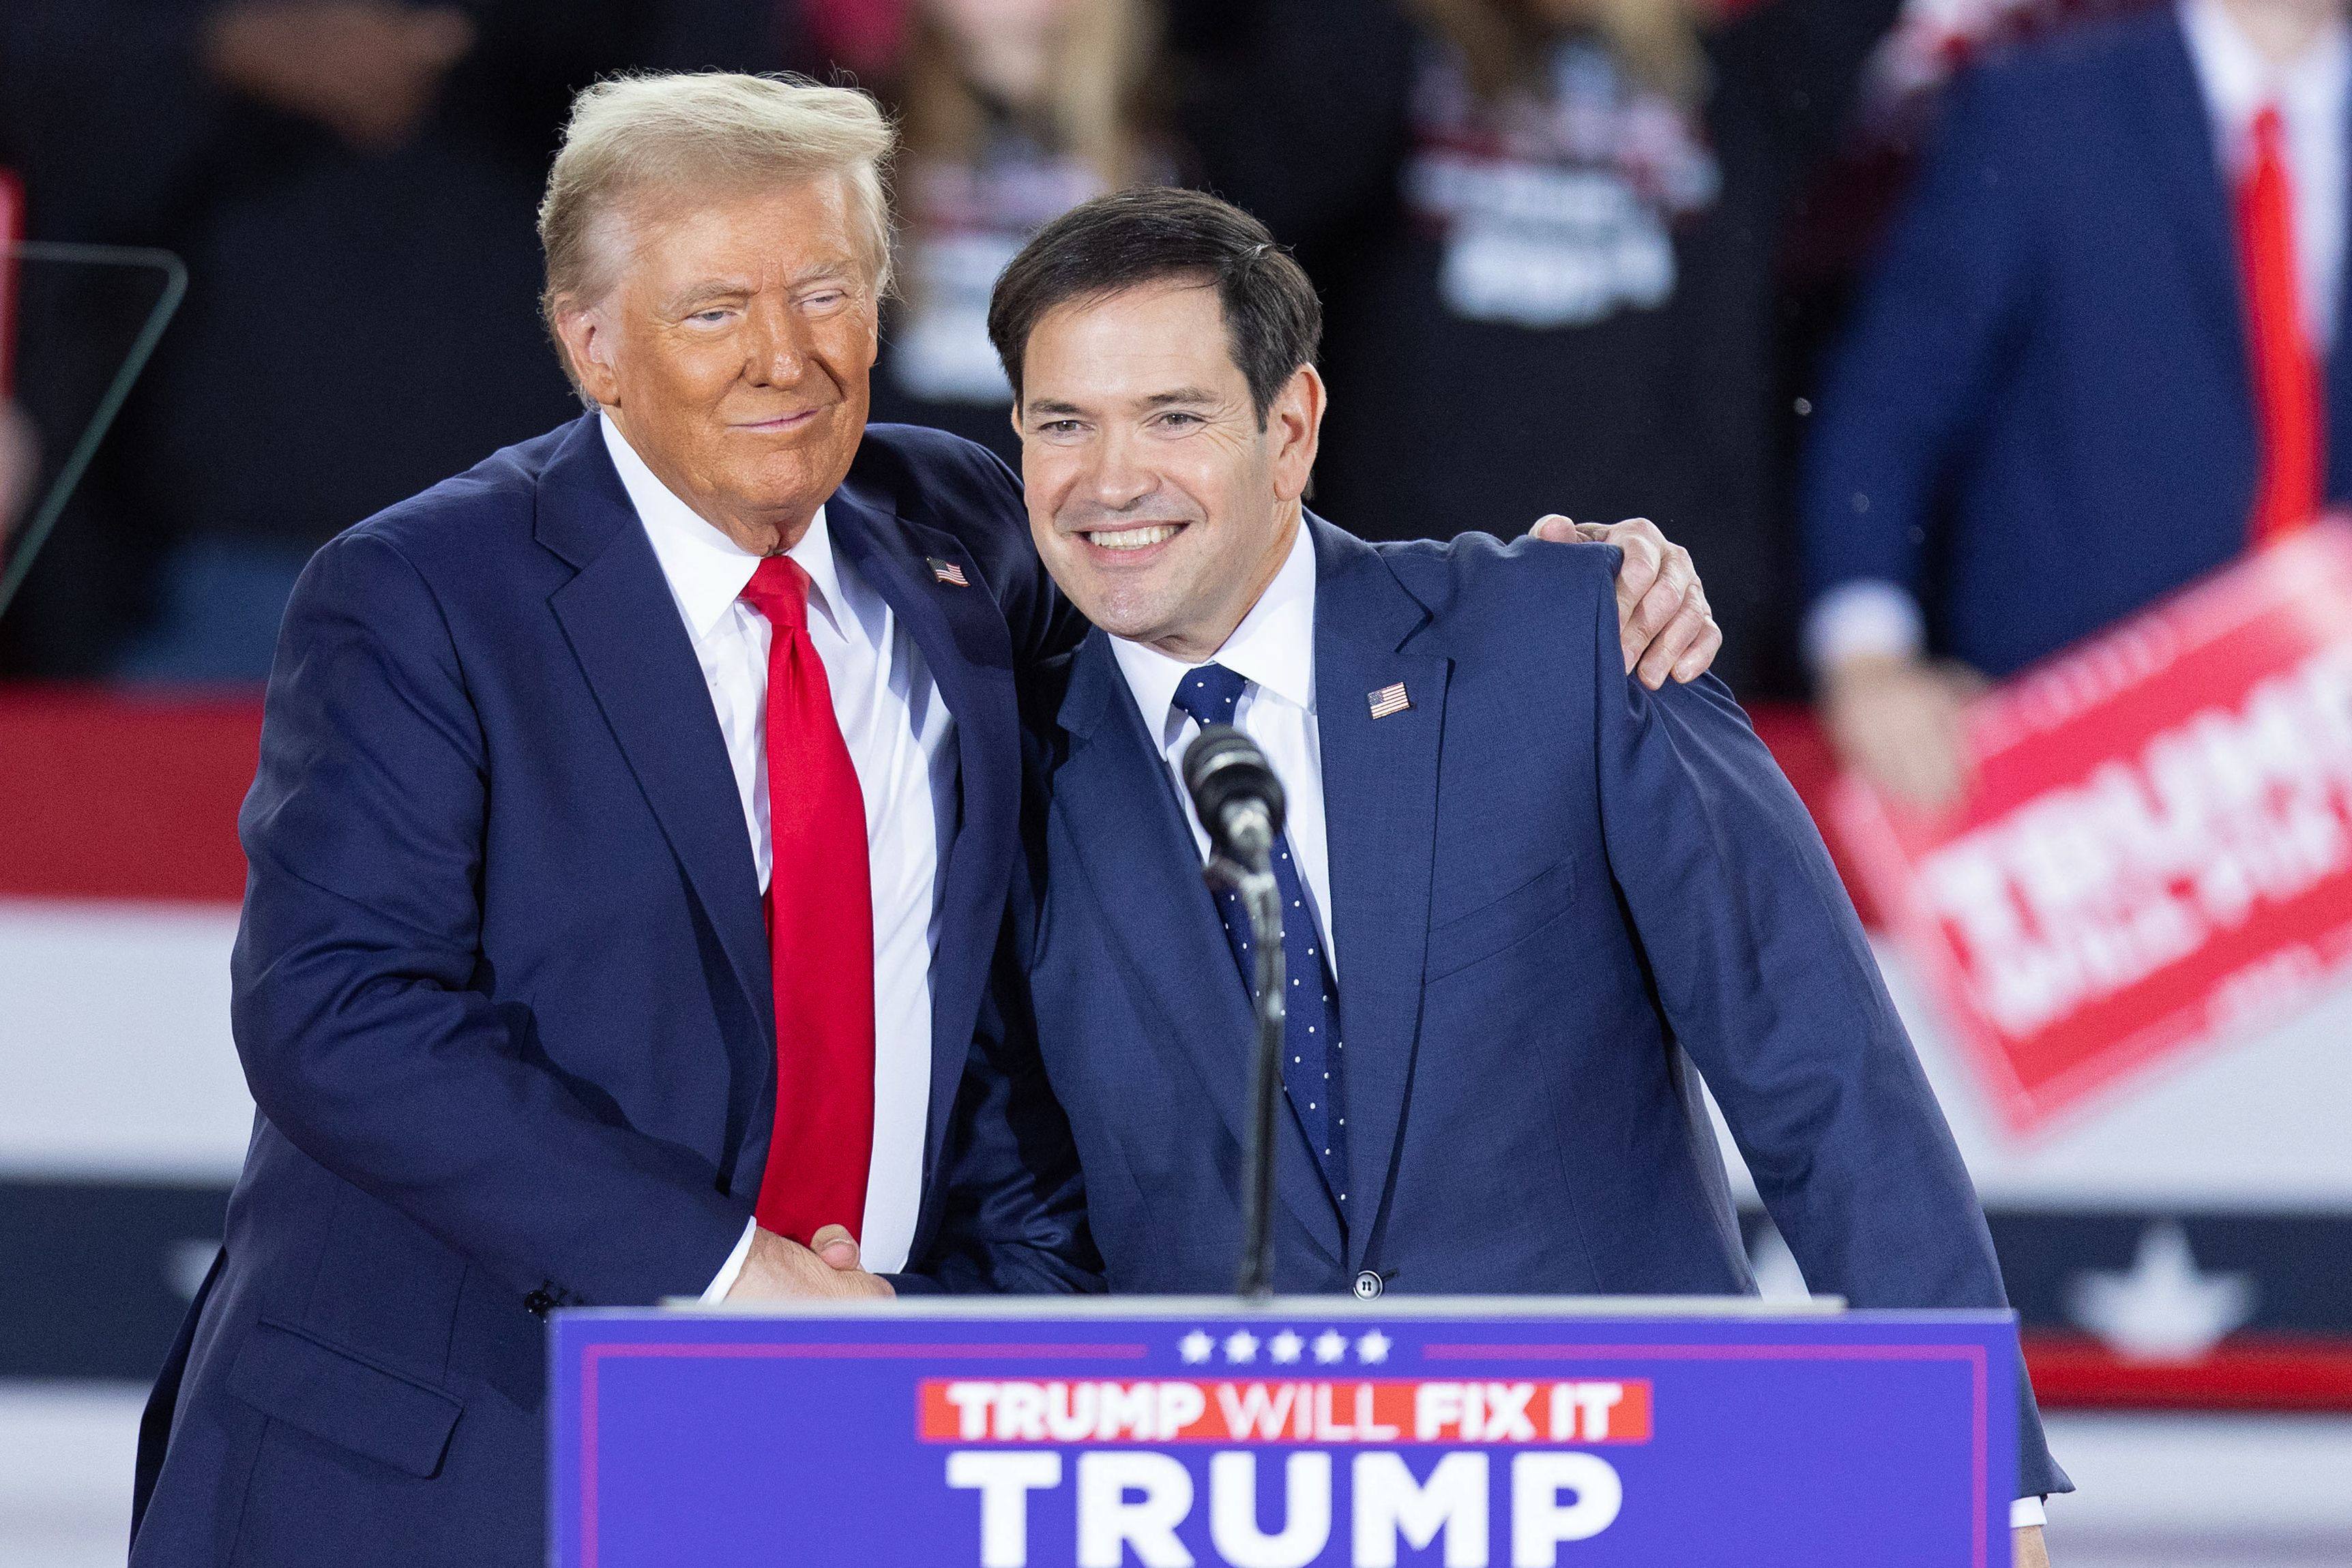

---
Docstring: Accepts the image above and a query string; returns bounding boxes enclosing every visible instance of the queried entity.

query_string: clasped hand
[724,1224,894,1301]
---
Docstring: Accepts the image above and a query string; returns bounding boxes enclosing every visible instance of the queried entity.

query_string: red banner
[1836,522,2352,1132]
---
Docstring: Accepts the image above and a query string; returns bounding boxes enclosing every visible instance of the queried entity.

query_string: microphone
[1181,722,1288,1300]
[1183,724,1285,872]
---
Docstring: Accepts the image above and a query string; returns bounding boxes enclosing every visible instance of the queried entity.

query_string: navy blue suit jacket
[129,415,1096,1565]
[1022,519,2066,1497]
[1802,12,2352,677]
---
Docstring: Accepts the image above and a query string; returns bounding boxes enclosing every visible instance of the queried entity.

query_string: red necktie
[738,554,875,1246]
[2237,103,2324,544]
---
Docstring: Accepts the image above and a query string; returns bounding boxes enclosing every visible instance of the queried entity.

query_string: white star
[1312,1330,1349,1364]
[1180,1330,1215,1365]
[1224,1329,1261,1363]
[2068,1222,2255,1361]
[1270,1330,1304,1363]
[1356,1330,1392,1364]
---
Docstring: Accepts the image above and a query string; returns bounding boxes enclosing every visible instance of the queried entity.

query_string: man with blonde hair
[127,72,1719,1563]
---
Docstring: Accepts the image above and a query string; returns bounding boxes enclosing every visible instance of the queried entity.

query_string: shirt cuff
[2010,1496,2047,1529]
[1804,579,1926,673]
[701,1217,759,1303]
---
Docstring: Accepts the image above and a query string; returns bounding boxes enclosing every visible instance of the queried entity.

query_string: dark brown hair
[985,188,1321,427]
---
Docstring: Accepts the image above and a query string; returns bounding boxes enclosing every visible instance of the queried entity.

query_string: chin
[752,447,853,502]
[1076,587,1174,646]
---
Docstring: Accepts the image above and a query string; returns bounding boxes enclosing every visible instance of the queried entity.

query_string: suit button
[1353,1271,1384,1301]
[525,1288,557,1318]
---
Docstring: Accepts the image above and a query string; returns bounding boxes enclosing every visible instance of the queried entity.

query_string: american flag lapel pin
[926,556,969,587]
[1368,681,1413,720]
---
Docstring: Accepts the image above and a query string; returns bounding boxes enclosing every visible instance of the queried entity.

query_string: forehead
[604,174,867,287]
[1024,280,1244,401]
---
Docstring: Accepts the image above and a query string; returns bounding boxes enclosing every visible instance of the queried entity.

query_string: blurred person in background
[1178,0,1909,696]
[1802,0,2348,806]
[0,0,656,680]
[866,0,1172,461]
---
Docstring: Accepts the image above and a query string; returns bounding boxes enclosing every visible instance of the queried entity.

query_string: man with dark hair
[988,189,1329,429]
[988,187,2068,1554]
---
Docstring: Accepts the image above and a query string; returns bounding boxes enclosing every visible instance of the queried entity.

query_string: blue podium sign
[550,1299,2016,1567]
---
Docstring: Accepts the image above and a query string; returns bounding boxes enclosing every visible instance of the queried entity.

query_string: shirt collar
[1110,516,1319,743]
[2181,0,2350,153]
[599,410,843,640]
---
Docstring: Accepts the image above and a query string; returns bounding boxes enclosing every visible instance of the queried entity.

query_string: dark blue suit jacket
[1802,12,2352,677]
[1023,519,2066,1496]
[129,415,1096,1565]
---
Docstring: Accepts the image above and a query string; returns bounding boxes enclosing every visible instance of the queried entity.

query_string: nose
[1084,422,1156,513]
[742,295,810,388]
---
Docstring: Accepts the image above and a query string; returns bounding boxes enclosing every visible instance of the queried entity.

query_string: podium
[550,1297,2019,1567]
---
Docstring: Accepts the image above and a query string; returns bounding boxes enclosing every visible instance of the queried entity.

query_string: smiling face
[1016,279,1323,661]
[553,175,879,553]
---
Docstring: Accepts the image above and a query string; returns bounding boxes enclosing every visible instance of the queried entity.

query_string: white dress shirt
[2184,0,2351,349]
[600,413,954,1286]
[1108,519,1338,966]
[1806,0,2352,675]
[1111,517,2050,1530]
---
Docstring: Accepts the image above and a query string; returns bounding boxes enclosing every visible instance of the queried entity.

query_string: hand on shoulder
[1527,514,1722,688]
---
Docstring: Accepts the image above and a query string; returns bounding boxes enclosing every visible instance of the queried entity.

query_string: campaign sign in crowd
[1839,522,2352,1131]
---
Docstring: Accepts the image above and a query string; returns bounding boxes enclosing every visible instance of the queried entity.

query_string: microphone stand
[1207,835,1285,1302]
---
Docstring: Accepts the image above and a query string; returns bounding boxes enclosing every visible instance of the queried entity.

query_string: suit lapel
[1310,520,1450,1272]
[536,416,775,1061]
[825,486,1021,1184]
[1053,630,1344,1261]
[2138,16,2253,415]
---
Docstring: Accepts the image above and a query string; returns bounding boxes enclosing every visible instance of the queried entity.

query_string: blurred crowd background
[3,0,2325,815]
[3,1,2351,1565]
[0,0,2191,772]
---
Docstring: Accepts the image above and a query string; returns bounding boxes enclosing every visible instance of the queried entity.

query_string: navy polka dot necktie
[1171,663,1350,1217]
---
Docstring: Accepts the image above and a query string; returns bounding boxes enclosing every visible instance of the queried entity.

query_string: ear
[552,298,623,409]
[1268,363,1325,505]
[854,286,882,370]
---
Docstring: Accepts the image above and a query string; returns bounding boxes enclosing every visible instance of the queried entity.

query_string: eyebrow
[1024,387,1223,418]
[660,280,751,315]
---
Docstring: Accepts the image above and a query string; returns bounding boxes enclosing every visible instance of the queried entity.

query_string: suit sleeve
[1581,561,2068,1498]
[1799,67,2038,613]
[231,531,750,1307]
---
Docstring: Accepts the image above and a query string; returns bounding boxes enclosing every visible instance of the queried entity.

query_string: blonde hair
[538,72,898,384]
